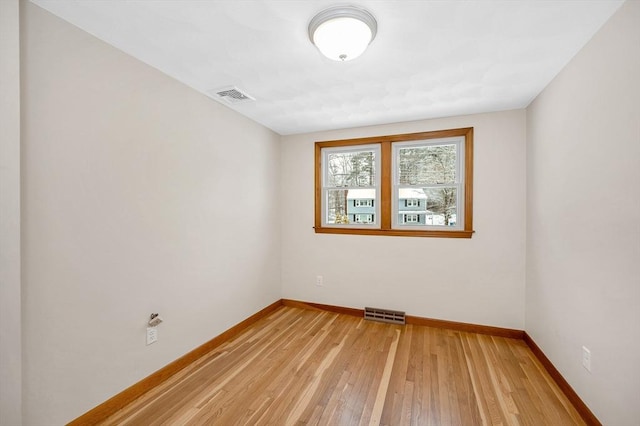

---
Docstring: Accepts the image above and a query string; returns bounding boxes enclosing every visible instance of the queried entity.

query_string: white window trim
[392,137,465,230]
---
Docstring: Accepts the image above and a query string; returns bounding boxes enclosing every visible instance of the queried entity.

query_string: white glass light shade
[309,6,377,62]
[313,17,371,61]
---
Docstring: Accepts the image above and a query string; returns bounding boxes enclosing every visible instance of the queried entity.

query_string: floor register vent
[364,307,406,325]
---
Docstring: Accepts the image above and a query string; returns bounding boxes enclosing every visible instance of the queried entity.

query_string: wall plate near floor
[146,327,158,345]
[582,346,591,372]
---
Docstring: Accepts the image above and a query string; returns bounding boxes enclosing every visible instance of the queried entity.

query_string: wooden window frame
[314,127,474,238]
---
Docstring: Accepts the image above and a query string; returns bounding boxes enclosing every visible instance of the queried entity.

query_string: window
[319,144,380,227]
[315,128,473,238]
[393,139,463,230]
[355,199,373,207]
[355,214,374,223]
[403,214,419,223]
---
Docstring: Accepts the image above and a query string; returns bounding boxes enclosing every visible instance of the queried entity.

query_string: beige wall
[21,3,281,424]
[0,1,22,425]
[526,1,640,424]
[281,110,527,329]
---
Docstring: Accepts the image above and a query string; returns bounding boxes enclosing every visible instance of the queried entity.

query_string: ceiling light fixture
[308,5,377,62]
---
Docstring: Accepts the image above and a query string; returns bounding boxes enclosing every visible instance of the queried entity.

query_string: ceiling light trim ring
[308,5,377,61]
[308,5,378,44]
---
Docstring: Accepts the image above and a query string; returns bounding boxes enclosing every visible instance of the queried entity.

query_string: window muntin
[321,144,380,227]
[392,138,464,230]
[314,128,473,238]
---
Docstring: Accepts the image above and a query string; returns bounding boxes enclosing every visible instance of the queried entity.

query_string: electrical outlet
[582,346,591,372]
[146,327,158,345]
[316,275,323,286]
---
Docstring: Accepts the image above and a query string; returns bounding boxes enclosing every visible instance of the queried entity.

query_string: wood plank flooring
[100,307,585,425]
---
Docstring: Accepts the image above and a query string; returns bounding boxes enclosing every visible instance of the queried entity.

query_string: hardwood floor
[100,307,585,425]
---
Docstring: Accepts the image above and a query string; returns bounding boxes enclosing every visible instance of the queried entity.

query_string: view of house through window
[315,128,473,238]
[394,141,461,228]
[355,214,374,223]
[404,214,419,223]
[323,145,379,225]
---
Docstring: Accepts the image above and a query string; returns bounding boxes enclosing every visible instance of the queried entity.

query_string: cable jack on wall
[148,313,163,327]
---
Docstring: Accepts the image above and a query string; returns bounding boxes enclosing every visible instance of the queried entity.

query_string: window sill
[314,227,474,239]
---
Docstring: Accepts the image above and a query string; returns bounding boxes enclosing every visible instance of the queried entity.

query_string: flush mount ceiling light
[308,5,377,62]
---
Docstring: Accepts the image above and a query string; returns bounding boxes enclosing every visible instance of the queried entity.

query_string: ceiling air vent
[210,86,255,104]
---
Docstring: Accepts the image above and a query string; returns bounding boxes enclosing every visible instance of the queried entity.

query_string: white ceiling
[30,0,624,135]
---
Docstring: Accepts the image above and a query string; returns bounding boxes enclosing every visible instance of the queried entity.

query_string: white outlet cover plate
[146,327,158,345]
[581,346,591,372]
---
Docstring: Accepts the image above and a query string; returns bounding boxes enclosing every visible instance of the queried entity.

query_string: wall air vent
[209,86,255,104]
[364,307,406,325]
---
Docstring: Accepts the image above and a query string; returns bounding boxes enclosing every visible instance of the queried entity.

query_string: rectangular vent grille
[210,86,255,104]
[364,307,405,325]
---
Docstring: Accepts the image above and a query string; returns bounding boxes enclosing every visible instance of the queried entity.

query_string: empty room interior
[1,0,639,425]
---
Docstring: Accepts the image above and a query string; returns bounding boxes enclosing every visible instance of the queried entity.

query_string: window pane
[326,188,376,225]
[424,187,457,226]
[396,187,457,227]
[398,144,456,185]
[327,150,376,187]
